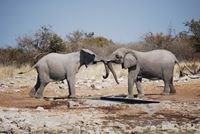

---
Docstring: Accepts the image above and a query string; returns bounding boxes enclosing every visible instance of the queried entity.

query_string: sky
[0,0,200,47]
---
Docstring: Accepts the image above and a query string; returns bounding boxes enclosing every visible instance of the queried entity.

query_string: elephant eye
[116,55,122,59]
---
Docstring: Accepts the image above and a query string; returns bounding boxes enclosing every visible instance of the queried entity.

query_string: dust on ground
[0,79,199,109]
[0,67,200,133]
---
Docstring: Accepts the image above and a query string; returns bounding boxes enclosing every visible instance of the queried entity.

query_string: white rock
[178,76,189,82]
[157,83,164,88]
[118,77,125,82]
[150,125,157,131]
[68,101,80,108]
[189,75,200,79]
[133,126,144,133]
[72,126,81,134]
[7,108,19,111]
[103,127,115,134]
[36,107,45,111]
[10,81,15,84]
[161,121,179,132]
[157,114,165,119]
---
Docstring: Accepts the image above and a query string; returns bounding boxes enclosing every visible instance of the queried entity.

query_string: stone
[157,114,165,119]
[10,81,15,84]
[178,76,189,82]
[133,126,144,133]
[161,121,179,132]
[90,84,96,89]
[104,127,115,134]
[68,101,80,108]
[150,125,157,131]
[189,75,200,79]
[36,107,45,111]
[72,126,81,134]
[157,83,164,88]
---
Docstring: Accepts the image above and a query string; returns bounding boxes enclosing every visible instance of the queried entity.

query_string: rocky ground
[0,65,200,134]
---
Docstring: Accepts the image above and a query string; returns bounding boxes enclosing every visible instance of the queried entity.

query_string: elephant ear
[123,53,137,69]
[80,49,95,67]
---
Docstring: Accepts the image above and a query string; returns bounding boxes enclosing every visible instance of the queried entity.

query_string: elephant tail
[175,59,184,77]
[18,64,37,74]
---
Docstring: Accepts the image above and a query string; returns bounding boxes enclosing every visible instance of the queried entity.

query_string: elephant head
[80,49,119,84]
[103,48,138,84]
[80,49,104,67]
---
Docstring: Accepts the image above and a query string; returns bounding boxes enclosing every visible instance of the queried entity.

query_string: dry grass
[184,61,200,74]
[0,65,33,81]
[0,65,15,80]
[174,61,200,76]
[0,61,199,82]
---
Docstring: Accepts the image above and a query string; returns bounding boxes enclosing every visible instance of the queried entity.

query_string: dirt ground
[0,76,200,133]
[0,78,199,108]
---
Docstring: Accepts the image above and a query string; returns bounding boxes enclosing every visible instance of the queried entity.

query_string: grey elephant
[20,49,104,99]
[103,48,184,98]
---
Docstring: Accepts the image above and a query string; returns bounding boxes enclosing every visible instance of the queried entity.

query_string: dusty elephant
[103,48,185,98]
[20,49,105,99]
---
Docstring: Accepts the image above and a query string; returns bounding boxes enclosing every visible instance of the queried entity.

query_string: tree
[66,30,84,52]
[48,34,66,53]
[17,25,66,53]
[144,27,176,49]
[185,19,200,52]
[66,30,113,54]
[33,25,66,53]
[17,34,36,52]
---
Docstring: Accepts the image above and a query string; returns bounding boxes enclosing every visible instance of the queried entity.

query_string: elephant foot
[29,92,36,98]
[34,96,44,99]
[126,95,134,98]
[34,93,43,99]
[137,93,144,98]
[160,92,170,96]
[68,94,76,98]
[170,90,176,94]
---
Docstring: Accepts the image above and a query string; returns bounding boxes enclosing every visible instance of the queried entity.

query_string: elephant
[19,49,105,99]
[103,48,184,98]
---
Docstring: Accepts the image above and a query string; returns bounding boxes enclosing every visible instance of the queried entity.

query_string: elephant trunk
[94,55,119,84]
[103,61,119,84]
[94,55,103,63]
[103,62,110,79]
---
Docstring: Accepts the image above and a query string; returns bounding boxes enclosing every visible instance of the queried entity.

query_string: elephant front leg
[127,70,135,98]
[161,68,174,95]
[67,76,76,98]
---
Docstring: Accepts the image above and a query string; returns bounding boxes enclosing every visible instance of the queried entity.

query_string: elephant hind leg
[161,76,171,95]
[161,67,174,95]
[169,77,176,94]
[34,82,48,99]
[66,76,76,98]
[33,74,49,99]
[29,75,41,98]
[136,76,144,97]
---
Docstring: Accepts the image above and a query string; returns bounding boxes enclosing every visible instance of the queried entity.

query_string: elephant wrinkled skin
[103,48,184,98]
[20,49,107,99]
